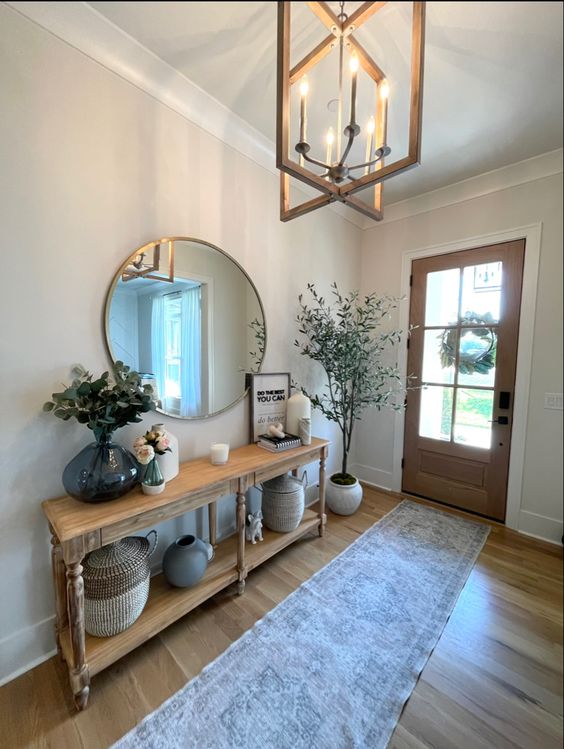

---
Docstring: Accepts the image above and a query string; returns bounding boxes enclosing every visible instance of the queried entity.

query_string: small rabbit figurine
[245,509,264,544]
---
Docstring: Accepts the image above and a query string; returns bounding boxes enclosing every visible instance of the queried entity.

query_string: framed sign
[247,372,291,442]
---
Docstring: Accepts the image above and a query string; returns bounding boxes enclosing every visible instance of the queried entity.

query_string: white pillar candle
[210,443,230,465]
[286,392,312,436]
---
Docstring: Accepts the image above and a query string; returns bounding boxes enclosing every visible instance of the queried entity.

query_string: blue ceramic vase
[163,535,209,588]
[62,433,138,503]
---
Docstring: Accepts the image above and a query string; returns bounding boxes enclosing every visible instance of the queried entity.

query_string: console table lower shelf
[42,438,329,710]
[58,509,320,679]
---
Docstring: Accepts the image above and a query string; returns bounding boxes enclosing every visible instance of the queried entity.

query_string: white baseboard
[518,510,563,545]
[350,464,393,491]
[0,615,57,687]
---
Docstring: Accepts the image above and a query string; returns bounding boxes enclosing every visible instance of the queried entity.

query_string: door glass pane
[460,263,502,323]
[422,329,455,384]
[454,389,494,448]
[458,327,497,387]
[425,269,460,326]
[420,386,453,441]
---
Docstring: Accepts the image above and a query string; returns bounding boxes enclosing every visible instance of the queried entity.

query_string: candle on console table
[286,391,311,436]
[210,443,230,465]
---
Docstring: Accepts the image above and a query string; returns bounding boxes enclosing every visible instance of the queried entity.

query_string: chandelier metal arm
[296,139,389,180]
[338,127,357,167]
[297,149,333,171]
[347,150,390,172]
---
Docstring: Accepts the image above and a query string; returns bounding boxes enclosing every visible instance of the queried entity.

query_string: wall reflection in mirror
[105,238,266,419]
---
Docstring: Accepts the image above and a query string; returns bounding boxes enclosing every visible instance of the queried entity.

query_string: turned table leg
[208,501,217,548]
[236,479,246,595]
[66,560,90,710]
[49,527,68,659]
[318,446,327,537]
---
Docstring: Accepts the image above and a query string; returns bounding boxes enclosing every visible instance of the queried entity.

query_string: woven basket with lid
[261,472,306,533]
[83,531,157,637]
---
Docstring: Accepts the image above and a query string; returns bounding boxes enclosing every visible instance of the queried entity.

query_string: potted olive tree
[295,283,407,515]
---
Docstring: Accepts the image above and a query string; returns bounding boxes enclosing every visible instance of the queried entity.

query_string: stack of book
[257,433,302,452]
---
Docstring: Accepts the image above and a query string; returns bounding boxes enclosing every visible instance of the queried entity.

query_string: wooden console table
[42,438,328,710]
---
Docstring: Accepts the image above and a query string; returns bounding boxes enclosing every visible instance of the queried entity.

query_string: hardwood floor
[1,488,562,748]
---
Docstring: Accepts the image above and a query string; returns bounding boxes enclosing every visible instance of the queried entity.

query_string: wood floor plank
[0,488,561,749]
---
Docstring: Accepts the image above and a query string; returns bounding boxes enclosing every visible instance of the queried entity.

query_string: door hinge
[409,274,413,287]
[406,338,410,349]
[401,458,405,469]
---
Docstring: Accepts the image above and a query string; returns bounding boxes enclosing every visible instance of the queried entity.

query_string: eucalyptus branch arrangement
[43,362,156,441]
[248,317,266,373]
[295,282,408,478]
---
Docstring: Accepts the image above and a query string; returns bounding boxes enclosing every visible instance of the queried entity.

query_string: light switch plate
[544,393,563,410]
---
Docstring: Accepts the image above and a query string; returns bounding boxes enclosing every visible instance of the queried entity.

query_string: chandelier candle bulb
[326,128,335,165]
[349,54,359,125]
[379,79,389,146]
[299,77,309,143]
[365,117,375,175]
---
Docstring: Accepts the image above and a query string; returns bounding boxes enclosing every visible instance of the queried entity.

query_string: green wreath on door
[439,312,497,375]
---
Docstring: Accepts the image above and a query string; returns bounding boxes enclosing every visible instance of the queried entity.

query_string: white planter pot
[326,476,363,516]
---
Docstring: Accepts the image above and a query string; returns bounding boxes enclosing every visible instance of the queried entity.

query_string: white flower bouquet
[133,429,172,465]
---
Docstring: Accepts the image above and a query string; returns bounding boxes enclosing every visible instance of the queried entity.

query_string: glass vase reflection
[62,434,139,503]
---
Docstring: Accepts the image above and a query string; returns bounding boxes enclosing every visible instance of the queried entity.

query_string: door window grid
[419,263,502,449]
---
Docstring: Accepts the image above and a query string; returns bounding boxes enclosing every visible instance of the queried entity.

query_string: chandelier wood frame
[276,1,425,222]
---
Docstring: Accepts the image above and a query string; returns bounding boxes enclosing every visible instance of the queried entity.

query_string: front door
[402,240,525,521]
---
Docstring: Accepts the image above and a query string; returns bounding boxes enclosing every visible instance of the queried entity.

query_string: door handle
[489,416,509,425]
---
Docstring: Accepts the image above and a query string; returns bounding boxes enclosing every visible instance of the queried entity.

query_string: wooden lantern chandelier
[276,1,425,222]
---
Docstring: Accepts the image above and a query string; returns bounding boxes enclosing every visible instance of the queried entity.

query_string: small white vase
[141,482,165,496]
[326,476,363,515]
[152,423,179,482]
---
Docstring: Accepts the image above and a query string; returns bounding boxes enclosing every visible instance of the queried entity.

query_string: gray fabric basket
[261,472,307,532]
[83,531,157,637]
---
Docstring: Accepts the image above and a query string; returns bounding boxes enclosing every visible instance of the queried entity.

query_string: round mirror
[105,237,266,419]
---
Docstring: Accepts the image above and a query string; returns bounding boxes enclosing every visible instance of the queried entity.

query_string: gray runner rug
[112,500,489,749]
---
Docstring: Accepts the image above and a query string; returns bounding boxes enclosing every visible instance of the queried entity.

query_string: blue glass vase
[62,433,139,503]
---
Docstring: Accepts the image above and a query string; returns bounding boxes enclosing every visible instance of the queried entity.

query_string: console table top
[42,438,329,543]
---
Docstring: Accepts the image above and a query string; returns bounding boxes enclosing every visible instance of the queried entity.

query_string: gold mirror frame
[104,237,267,420]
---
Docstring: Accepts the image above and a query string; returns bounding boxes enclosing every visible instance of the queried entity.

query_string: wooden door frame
[392,223,542,531]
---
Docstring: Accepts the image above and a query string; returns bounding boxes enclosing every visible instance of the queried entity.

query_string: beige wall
[0,6,362,684]
[1,2,561,688]
[353,173,563,543]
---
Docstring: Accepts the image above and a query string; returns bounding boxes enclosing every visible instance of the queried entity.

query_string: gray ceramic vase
[162,535,209,588]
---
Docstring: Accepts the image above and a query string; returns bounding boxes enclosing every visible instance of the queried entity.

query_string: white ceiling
[87,1,563,203]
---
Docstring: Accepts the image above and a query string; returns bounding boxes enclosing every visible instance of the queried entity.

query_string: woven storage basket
[261,472,307,533]
[83,531,157,637]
